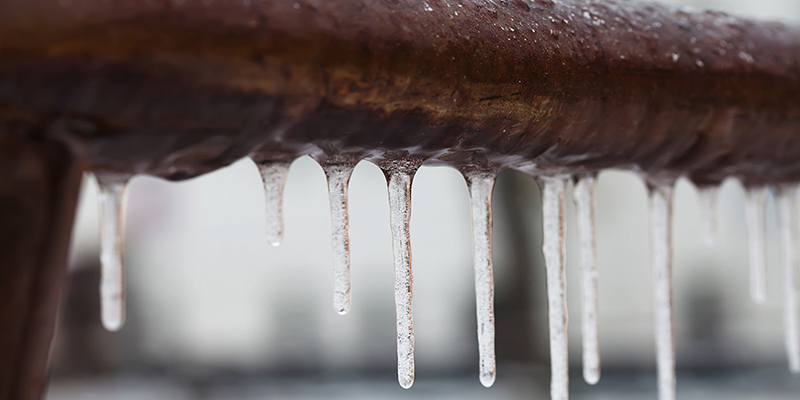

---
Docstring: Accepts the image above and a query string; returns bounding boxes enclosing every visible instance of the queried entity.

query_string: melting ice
[323,163,356,315]
[574,175,600,385]
[649,182,676,400]
[256,160,292,247]
[778,186,800,373]
[94,173,130,332]
[745,187,768,304]
[465,170,498,388]
[539,176,569,400]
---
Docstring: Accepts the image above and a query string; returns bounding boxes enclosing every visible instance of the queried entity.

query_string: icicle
[777,186,800,374]
[539,176,569,400]
[574,175,600,385]
[696,186,718,247]
[323,163,356,315]
[384,163,419,389]
[745,187,768,304]
[465,171,497,388]
[257,161,291,247]
[649,182,676,400]
[95,173,131,332]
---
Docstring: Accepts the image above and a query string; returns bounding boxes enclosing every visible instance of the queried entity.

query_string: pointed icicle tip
[322,162,357,316]
[464,170,498,388]
[94,172,131,333]
[256,160,292,247]
[574,175,601,386]
[382,160,420,390]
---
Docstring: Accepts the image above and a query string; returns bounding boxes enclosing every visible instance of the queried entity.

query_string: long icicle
[540,176,569,400]
[465,170,497,388]
[257,161,292,247]
[745,187,768,304]
[696,186,719,247]
[574,175,600,385]
[384,164,418,389]
[323,163,356,315]
[649,182,676,400]
[777,186,800,374]
[95,173,131,332]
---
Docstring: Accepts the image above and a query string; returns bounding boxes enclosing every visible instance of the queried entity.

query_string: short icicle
[574,175,600,385]
[383,161,420,389]
[649,182,676,400]
[256,161,292,247]
[696,186,719,247]
[95,173,131,332]
[539,175,569,400]
[777,186,800,374]
[465,170,497,388]
[323,163,356,315]
[745,187,768,304]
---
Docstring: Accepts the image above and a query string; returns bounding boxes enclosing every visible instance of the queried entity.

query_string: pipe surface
[1,0,799,183]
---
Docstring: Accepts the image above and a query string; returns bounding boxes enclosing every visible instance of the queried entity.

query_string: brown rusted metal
[1,0,800,398]
[1,0,800,184]
[0,134,82,400]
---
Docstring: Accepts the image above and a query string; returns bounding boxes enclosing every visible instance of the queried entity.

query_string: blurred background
[47,0,800,399]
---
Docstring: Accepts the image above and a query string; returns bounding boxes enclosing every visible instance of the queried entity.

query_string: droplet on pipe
[696,186,719,247]
[322,162,356,315]
[649,182,676,400]
[256,161,292,247]
[777,186,800,374]
[382,161,420,389]
[539,175,569,400]
[464,170,497,388]
[745,187,768,304]
[574,175,600,385]
[95,172,131,332]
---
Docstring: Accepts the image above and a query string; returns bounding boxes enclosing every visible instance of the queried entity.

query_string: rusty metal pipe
[1,0,800,184]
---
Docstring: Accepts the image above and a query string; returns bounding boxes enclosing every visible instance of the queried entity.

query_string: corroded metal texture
[1,0,799,184]
[0,135,82,400]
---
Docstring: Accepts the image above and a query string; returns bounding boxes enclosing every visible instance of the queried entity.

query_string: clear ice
[95,173,130,332]
[696,186,718,247]
[745,187,768,304]
[323,163,356,315]
[574,176,600,385]
[777,187,800,374]
[385,165,418,389]
[540,176,569,400]
[465,171,497,388]
[649,183,676,400]
[257,161,292,247]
